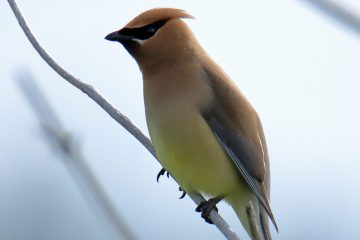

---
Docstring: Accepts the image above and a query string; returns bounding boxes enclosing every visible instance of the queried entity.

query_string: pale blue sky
[1,1,360,239]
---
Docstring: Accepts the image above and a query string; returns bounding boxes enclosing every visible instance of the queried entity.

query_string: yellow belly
[146,107,241,196]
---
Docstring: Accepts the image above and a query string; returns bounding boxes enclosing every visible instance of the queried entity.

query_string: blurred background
[1,0,360,239]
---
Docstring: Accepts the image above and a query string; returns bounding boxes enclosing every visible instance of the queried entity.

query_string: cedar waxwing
[106,8,278,240]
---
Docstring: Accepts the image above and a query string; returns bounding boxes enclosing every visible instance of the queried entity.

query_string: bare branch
[16,71,138,240]
[246,203,263,240]
[7,0,155,159]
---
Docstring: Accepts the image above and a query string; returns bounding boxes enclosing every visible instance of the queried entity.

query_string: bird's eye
[146,27,156,33]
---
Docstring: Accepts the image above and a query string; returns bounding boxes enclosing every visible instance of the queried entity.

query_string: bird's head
[105,8,196,70]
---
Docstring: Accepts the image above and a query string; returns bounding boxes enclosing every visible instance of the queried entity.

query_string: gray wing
[205,115,278,232]
[201,64,278,232]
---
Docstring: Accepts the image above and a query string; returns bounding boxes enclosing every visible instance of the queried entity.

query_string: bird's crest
[125,8,194,28]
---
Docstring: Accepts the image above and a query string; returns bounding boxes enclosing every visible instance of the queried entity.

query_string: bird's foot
[156,168,170,182]
[195,195,223,224]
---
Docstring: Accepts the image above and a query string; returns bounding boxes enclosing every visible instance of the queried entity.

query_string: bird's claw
[156,168,170,182]
[179,186,186,199]
[195,196,223,224]
[157,168,186,199]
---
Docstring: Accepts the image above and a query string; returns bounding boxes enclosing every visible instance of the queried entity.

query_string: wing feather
[201,63,278,231]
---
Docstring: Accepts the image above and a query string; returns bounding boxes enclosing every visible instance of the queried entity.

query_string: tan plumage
[106,8,277,239]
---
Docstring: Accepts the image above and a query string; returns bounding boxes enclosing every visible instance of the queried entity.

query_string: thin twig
[16,71,138,240]
[302,0,360,35]
[7,1,244,239]
[245,203,263,240]
[7,0,154,158]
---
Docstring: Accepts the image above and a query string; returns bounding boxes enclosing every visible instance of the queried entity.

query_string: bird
[105,8,277,239]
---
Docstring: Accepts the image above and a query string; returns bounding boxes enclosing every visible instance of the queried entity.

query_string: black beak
[105,30,134,42]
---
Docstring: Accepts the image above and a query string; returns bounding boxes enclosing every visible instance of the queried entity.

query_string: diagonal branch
[7,0,250,239]
[7,0,155,159]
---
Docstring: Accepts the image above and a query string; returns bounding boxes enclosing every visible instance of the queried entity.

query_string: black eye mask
[119,20,167,40]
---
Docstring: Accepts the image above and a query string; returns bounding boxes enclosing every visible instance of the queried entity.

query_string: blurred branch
[7,0,241,239]
[303,0,360,35]
[16,71,138,240]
